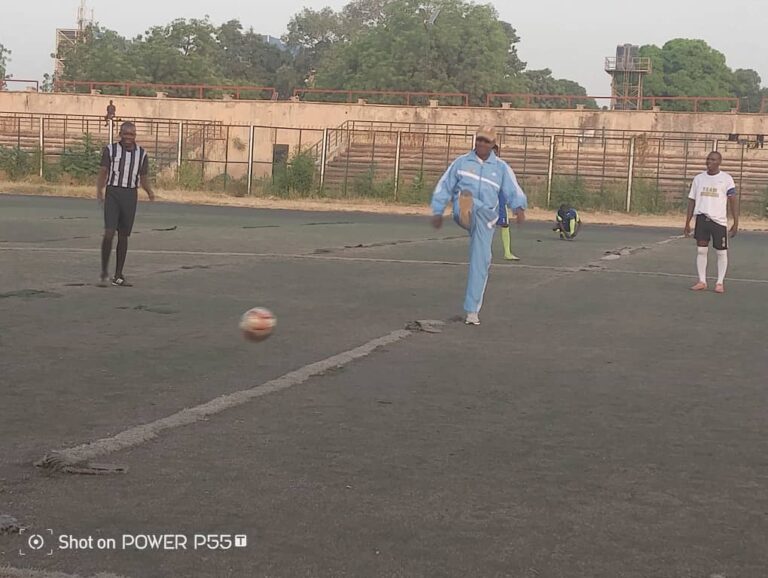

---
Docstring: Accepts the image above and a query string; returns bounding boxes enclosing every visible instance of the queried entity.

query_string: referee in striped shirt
[96,121,155,286]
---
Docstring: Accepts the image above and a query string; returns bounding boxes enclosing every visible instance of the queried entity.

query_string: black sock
[115,235,128,278]
[101,236,113,277]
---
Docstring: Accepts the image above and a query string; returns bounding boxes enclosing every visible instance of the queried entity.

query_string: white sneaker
[465,312,480,326]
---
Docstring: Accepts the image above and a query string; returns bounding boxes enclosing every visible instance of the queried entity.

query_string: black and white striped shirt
[100,143,149,189]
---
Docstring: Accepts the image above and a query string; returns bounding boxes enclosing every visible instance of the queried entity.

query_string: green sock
[501,226,513,258]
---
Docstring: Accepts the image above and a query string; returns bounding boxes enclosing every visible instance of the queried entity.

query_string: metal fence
[293,89,470,107]
[0,79,40,92]
[1,112,766,215]
[0,113,324,197]
[306,123,768,214]
[6,82,764,111]
[53,81,277,100]
[485,94,741,112]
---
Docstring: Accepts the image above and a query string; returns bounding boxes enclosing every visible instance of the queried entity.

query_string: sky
[1,0,765,95]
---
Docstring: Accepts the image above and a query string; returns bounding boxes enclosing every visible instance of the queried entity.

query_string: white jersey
[688,171,736,227]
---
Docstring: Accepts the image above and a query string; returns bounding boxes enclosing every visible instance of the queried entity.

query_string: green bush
[397,171,438,205]
[205,173,248,197]
[43,162,64,183]
[593,183,627,213]
[631,178,668,214]
[269,151,317,197]
[270,163,291,197]
[176,161,205,190]
[0,146,36,180]
[60,134,103,183]
[519,177,547,209]
[294,153,316,195]
[551,176,587,208]
[351,167,394,199]
[740,187,768,218]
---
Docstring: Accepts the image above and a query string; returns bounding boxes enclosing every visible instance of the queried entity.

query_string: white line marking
[3,246,767,284]
[41,329,413,464]
[0,246,556,270]
[0,567,128,578]
[597,268,768,284]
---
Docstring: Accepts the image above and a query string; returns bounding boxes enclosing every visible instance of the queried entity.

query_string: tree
[133,18,222,88]
[275,63,304,99]
[42,73,54,93]
[56,25,139,87]
[522,69,593,108]
[50,5,595,106]
[341,0,392,32]
[0,42,10,81]
[640,39,744,111]
[499,21,526,80]
[283,7,345,84]
[56,18,292,96]
[316,0,528,104]
[217,20,288,87]
[732,68,763,113]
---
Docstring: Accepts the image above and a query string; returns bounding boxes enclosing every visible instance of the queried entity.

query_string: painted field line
[38,329,414,466]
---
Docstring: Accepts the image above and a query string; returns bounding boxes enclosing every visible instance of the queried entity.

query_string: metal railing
[0,112,325,197]
[2,79,758,113]
[1,78,40,92]
[486,93,741,112]
[604,57,653,73]
[54,81,278,100]
[342,119,752,144]
[2,112,766,215]
[306,125,768,213]
[293,88,469,106]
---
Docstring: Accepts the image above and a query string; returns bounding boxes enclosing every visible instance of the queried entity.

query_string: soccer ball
[240,307,276,342]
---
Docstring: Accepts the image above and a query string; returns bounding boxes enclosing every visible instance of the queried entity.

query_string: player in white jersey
[683,151,739,294]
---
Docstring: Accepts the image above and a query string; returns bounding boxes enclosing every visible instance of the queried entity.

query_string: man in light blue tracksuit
[430,126,528,326]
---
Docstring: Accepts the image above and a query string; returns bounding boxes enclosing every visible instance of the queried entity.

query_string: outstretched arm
[501,163,528,223]
[139,154,156,201]
[96,168,108,204]
[96,146,110,204]
[684,199,696,237]
[684,178,697,237]
[728,190,739,237]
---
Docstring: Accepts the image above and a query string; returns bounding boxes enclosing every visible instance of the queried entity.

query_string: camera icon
[27,535,45,550]
[19,529,54,557]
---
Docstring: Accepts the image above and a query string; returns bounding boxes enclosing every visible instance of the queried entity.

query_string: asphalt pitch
[1,195,767,578]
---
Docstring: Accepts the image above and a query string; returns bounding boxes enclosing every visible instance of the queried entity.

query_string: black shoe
[111,276,132,287]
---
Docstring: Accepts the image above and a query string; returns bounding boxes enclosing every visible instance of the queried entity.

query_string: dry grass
[2,181,766,231]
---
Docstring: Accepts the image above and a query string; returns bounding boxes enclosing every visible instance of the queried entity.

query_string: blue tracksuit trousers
[453,199,497,314]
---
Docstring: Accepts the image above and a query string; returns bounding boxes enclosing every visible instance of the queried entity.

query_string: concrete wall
[2,92,767,136]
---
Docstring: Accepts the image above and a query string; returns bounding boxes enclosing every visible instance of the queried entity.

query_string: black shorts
[104,186,138,235]
[694,214,728,250]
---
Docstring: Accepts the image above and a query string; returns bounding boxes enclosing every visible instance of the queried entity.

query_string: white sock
[697,247,708,284]
[716,250,728,284]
